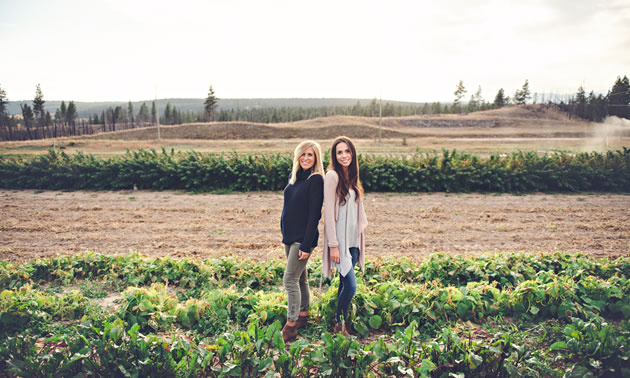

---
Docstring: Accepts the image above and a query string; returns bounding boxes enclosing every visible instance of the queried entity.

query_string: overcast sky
[1,0,629,103]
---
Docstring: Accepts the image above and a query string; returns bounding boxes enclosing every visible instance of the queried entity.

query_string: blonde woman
[322,136,368,337]
[280,140,325,342]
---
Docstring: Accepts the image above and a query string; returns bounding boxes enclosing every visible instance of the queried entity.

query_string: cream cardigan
[322,170,368,279]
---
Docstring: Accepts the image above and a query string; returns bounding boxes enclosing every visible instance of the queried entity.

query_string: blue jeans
[336,247,359,324]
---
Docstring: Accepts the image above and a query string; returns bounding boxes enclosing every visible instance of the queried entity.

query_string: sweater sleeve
[299,174,324,253]
[324,170,339,248]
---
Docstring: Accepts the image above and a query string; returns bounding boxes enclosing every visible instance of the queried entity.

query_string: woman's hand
[330,246,340,264]
[298,250,310,260]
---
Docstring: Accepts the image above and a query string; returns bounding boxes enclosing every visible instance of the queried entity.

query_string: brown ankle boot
[282,323,298,342]
[333,323,350,338]
[296,314,309,329]
[345,319,358,336]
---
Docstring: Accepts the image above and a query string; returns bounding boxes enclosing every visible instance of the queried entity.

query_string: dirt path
[1,190,628,262]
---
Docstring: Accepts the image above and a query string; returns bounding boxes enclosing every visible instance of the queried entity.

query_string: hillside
[81,105,606,141]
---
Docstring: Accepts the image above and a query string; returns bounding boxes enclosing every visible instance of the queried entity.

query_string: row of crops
[1,148,629,192]
[1,252,629,376]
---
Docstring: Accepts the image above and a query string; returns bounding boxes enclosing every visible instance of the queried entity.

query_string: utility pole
[378,91,382,143]
[155,91,160,140]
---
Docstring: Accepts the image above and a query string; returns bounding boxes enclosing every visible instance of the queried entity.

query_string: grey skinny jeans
[283,242,311,322]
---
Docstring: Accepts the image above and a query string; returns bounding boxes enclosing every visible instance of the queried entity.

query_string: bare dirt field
[1,190,628,263]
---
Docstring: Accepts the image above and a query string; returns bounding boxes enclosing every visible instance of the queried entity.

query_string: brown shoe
[333,323,350,338]
[296,314,309,329]
[345,319,358,336]
[282,323,298,342]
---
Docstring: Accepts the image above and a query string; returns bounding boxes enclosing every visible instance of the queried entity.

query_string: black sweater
[281,169,324,252]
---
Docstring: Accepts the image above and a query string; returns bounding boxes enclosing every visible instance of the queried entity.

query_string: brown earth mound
[84,122,408,140]
[82,105,594,141]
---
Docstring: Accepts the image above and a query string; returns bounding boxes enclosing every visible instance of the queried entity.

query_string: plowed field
[1,190,628,262]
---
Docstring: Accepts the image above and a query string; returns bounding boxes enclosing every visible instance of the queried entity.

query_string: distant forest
[0,76,628,141]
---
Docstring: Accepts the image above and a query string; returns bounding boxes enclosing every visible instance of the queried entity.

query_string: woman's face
[335,142,352,168]
[299,147,315,170]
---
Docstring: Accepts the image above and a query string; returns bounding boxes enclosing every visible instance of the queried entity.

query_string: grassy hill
[2,105,627,157]
[81,105,600,141]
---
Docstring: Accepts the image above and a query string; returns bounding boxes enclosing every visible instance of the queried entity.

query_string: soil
[1,190,628,263]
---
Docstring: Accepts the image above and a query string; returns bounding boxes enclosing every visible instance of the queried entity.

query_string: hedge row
[1,148,629,192]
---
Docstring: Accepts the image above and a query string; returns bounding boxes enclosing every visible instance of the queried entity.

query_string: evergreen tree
[453,80,466,113]
[0,85,7,119]
[493,88,507,108]
[32,84,46,127]
[105,107,112,131]
[204,85,219,121]
[113,106,123,131]
[151,101,157,124]
[609,75,630,119]
[514,79,531,105]
[575,86,586,119]
[138,102,149,124]
[21,104,35,139]
[0,84,9,139]
[128,101,135,128]
[592,93,608,122]
[59,101,67,124]
[53,109,63,137]
[106,106,123,132]
[171,106,179,125]
[45,112,52,132]
[66,101,78,134]
[164,102,172,124]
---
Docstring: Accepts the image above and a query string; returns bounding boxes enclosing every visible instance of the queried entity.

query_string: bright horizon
[1,0,629,103]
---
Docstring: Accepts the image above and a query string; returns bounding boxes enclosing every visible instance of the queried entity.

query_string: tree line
[556,76,630,122]
[453,76,630,122]
[1,77,628,141]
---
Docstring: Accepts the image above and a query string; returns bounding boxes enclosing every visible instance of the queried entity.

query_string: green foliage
[117,283,179,332]
[609,75,630,120]
[1,148,629,192]
[0,285,88,337]
[555,316,630,377]
[2,252,630,376]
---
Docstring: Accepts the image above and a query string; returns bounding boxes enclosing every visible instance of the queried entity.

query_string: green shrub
[2,148,629,192]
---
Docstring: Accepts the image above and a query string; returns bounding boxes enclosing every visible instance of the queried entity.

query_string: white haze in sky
[1,0,629,102]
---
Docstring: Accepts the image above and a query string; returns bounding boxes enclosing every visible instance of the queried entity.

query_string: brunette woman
[280,140,324,342]
[322,136,368,337]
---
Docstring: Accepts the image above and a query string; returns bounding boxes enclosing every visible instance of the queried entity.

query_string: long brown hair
[328,136,364,205]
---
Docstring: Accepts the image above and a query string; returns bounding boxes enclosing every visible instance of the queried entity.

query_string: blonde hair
[289,140,324,184]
